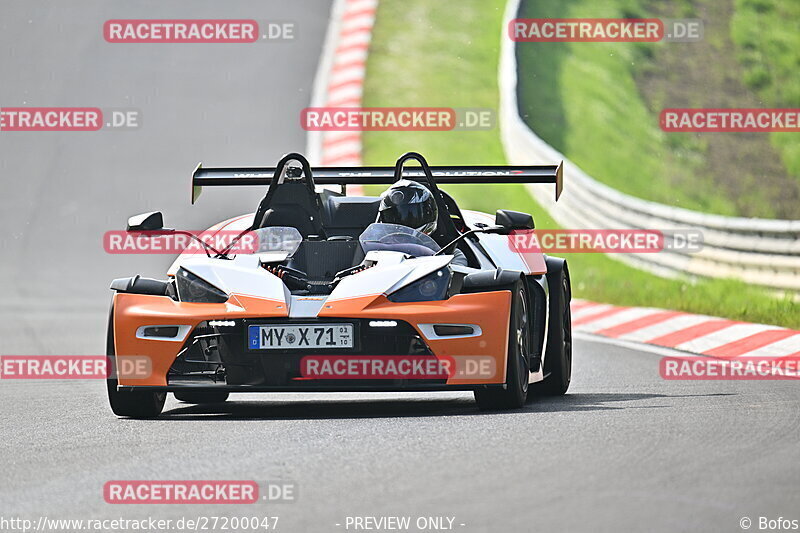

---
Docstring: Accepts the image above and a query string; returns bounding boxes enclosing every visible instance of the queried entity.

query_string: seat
[322,195,381,238]
[260,205,318,236]
[258,182,325,237]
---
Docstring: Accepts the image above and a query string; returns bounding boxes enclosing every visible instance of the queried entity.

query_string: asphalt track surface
[1,3,799,533]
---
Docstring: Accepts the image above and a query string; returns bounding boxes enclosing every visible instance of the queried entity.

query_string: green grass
[362,0,507,164]
[515,0,737,214]
[361,0,800,328]
[516,0,800,218]
[730,0,800,179]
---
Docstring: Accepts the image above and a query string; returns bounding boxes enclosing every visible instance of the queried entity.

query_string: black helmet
[377,180,438,235]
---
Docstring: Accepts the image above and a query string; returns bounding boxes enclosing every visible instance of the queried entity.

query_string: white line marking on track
[676,323,778,354]
[577,307,664,334]
[741,333,800,358]
[618,314,711,343]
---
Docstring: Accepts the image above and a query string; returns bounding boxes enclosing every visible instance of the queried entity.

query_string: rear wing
[191,160,563,203]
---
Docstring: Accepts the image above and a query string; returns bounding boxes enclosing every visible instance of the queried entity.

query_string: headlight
[388,267,450,302]
[176,268,228,303]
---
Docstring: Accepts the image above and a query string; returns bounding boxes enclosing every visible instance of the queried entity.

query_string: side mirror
[127,211,164,232]
[495,209,534,231]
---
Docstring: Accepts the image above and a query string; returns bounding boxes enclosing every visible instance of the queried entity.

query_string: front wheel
[107,378,166,419]
[106,304,166,418]
[474,279,530,410]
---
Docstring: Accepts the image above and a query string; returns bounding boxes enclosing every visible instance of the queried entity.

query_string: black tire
[474,279,530,410]
[174,391,229,404]
[106,304,166,418]
[530,266,572,396]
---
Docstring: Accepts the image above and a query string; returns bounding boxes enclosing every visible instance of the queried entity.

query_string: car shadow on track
[153,392,734,420]
[528,392,734,413]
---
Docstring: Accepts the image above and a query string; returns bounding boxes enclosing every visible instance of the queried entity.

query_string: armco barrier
[499,0,800,291]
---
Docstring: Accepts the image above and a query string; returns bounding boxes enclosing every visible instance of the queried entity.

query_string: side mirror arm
[434,225,506,256]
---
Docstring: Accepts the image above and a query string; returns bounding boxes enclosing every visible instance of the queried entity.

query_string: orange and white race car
[107,152,572,417]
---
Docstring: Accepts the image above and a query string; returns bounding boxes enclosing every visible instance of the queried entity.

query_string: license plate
[248,324,354,350]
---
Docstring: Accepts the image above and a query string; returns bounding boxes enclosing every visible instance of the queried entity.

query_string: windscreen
[358,222,441,257]
[250,226,303,257]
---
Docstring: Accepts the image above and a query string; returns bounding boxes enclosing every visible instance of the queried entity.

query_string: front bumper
[112,290,511,389]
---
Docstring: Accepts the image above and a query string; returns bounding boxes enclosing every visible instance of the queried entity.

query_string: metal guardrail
[499,0,800,291]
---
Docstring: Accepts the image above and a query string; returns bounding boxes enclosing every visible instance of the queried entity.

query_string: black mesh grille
[168,319,439,387]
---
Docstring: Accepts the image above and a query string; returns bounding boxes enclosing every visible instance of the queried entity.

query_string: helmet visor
[380,202,437,235]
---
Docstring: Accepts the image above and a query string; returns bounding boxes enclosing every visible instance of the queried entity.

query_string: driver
[377,180,468,267]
